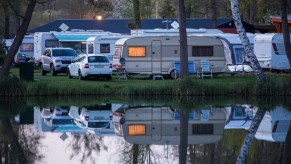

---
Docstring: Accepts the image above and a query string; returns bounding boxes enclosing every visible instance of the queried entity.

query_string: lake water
[0,96,290,164]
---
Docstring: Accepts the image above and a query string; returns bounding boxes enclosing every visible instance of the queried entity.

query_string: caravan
[112,105,225,145]
[112,35,226,79]
[217,33,255,72]
[254,33,291,71]
[86,34,128,62]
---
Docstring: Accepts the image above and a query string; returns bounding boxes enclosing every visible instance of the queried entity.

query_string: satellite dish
[120,58,126,65]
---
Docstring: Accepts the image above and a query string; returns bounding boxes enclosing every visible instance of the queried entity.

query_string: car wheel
[67,68,72,79]
[40,64,46,76]
[50,65,57,76]
[78,70,83,80]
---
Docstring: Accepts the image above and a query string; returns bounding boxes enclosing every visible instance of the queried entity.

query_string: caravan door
[151,40,162,74]
[151,107,162,141]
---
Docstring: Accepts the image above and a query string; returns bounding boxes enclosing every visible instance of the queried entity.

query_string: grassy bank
[1,67,291,97]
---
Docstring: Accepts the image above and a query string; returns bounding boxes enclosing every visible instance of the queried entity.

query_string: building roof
[28,18,233,34]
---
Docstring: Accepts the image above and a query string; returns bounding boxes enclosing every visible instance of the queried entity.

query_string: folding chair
[200,59,213,79]
[173,61,198,79]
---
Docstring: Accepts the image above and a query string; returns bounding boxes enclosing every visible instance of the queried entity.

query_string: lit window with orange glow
[128,47,146,57]
[128,125,146,135]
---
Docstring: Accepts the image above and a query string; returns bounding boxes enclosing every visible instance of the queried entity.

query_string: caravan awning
[53,34,94,42]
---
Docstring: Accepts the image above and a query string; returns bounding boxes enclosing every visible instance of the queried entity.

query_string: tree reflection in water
[67,134,108,163]
[0,97,43,164]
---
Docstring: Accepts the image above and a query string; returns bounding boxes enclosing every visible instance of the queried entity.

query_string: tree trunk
[178,0,189,78]
[0,0,37,78]
[283,121,291,164]
[236,109,266,163]
[211,0,217,29]
[230,0,266,81]
[132,144,139,164]
[280,0,291,65]
[133,0,141,29]
[179,110,189,164]
[3,0,10,39]
[0,117,28,164]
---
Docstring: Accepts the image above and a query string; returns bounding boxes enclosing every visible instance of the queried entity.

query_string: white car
[40,106,75,127]
[67,54,112,80]
[69,104,113,129]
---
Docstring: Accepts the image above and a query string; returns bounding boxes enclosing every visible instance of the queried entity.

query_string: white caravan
[217,33,255,72]
[113,35,226,78]
[254,33,291,71]
[86,34,129,62]
[34,30,119,65]
[113,105,225,145]
[255,106,291,142]
[131,28,223,36]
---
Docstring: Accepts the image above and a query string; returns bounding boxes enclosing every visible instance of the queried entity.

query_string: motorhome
[112,105,225,145]
[254,33,291,71]
[255,106,291,142]
[86,34,129,62]
[217,33,255,72]
[112,35,226,79]
[34,30,119,65]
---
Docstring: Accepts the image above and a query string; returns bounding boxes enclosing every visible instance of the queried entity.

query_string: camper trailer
[112,105,225,145]
[224,104,258,129]
[34,30,119,65]
[254,33,291,71]
[112,35,226,78]
[255,106,291,142]
[217,33,255,72]
[86,34,129,62]
[131,28,223,36]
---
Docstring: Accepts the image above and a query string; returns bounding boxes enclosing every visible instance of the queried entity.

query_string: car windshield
[88,122,110,128]
[52,49,77,57]
[52,119,75,125]
[88,56,109,63]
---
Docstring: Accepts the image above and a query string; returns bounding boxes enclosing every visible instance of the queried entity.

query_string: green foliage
[0,75,27,97]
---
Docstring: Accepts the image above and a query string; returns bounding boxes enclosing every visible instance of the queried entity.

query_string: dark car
[13,53,34,66]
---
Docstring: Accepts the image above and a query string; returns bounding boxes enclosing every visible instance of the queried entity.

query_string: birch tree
[230,0,266,81]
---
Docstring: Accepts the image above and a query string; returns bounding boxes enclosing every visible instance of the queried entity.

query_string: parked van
[254,33,291,71]
[113,105,225,145]
[112,35,226,78]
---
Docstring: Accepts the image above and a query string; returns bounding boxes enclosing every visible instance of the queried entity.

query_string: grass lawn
[2,67,291,97]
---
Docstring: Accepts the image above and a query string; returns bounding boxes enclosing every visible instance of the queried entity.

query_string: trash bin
[19,62,34,81]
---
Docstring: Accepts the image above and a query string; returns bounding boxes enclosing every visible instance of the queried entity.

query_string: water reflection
[112,105,225,145]
[0,97,291,163]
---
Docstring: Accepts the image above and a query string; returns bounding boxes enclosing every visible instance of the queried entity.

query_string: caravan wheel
[170,70,176,79]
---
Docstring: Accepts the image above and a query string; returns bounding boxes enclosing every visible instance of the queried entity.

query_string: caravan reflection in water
[255,106,291,142]
[112,105,226,145]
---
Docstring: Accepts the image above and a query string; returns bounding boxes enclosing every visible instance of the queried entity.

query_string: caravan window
[192,124,213,134]
[128,124,146,135]
[45,39,59,48]
[88,44,94,54]
[192,46,213,56]
[100,44,110,53]
[114,46,122,59]
[273,43,285,55]
[128,47,146,57]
